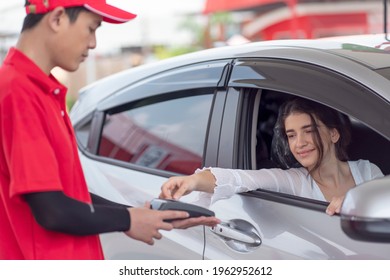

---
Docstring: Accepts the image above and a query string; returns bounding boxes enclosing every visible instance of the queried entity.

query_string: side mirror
[340,175,390,242]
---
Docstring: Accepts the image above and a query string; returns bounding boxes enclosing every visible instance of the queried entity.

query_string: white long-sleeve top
[196,160,384,207]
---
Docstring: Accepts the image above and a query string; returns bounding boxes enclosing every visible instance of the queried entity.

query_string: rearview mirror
[341,175,390,242]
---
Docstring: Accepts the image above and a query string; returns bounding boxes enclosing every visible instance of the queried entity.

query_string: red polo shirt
[0,48,104,259]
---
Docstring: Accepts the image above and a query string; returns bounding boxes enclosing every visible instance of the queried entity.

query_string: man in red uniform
[0,0,219,260]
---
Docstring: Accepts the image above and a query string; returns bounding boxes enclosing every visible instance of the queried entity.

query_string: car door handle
[210,222,261,246]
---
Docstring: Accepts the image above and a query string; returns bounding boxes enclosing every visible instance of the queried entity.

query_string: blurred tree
[209,12,234,42]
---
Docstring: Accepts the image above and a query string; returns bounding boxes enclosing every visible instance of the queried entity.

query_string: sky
[0,0,206,54]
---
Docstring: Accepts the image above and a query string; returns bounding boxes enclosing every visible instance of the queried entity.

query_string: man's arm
[24,191,220,244]
[24,191,130,235]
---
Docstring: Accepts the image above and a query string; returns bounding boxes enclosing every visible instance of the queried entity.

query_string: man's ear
[46,7,68,32]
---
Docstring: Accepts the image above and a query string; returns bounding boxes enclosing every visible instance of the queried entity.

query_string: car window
[254,90,390,175]
[97,92,214,175]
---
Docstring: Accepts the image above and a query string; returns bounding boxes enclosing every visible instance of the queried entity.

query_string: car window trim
[97,60,233,112]
[241,188,330,214]
[203,90,227,168]
[229,58,390,140]
[87,110,105,155]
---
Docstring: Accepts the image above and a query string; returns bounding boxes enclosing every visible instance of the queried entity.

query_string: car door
[201,56,390,259]
[75,59,234,259]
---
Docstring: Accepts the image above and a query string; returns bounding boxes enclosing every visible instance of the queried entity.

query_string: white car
[70,36,390,259]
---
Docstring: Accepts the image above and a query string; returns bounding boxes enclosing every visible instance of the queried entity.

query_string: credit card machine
[150,198,215,220]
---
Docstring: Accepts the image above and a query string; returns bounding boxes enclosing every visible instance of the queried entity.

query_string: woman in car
[159,98,384,215]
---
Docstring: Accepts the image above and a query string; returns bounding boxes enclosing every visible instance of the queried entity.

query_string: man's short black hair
[21,1,88,32]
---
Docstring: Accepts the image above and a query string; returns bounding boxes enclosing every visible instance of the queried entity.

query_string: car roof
[317,33,390,50]
[71,36,390,124]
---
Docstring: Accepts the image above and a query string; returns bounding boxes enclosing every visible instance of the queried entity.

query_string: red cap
[25,0,137,24]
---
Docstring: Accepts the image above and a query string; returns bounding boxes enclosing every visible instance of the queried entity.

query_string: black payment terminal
[150,198,215,220]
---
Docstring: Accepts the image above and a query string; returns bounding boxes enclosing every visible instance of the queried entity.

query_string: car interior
[254,90,390,176]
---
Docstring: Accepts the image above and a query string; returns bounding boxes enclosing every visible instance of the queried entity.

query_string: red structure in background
[203,0,382,43]
[204,0,282,13]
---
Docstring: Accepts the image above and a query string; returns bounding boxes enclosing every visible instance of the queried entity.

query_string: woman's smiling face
[285,112,336,170]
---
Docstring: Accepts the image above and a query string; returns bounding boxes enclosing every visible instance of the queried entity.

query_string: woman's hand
[159,175,197,200]
[326,195,345,216]
[160,171,216,200]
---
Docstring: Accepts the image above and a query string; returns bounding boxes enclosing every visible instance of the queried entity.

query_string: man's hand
[171,216,221,229]
[125,203,189,245]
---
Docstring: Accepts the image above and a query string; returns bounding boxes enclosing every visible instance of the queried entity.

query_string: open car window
[254,91,389,175]
[244,90,390,208]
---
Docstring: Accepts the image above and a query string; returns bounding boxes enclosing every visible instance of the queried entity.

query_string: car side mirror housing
[341,175,390,242]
